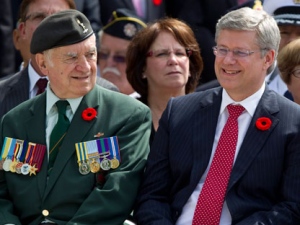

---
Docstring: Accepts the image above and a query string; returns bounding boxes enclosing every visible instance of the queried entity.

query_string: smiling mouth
[223,69,241,74]
[73,76,89,80]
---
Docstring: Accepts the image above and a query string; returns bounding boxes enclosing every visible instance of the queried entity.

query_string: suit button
[42,209,49,216]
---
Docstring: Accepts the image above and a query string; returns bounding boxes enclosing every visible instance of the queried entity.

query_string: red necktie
[36,78,48,95]
[192,104,245,225]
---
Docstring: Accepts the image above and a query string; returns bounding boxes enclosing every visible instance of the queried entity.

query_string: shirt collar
[220,82,265,117]
[28,61,48,92]
[46,83,83,116]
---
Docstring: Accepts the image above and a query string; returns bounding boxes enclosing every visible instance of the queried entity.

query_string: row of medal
[0,137,46,176]
[75,136,121,175]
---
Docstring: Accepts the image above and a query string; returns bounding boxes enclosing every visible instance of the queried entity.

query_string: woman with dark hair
[126,17,203,144]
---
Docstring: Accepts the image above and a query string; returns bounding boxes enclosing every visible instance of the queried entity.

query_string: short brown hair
[277,38,300,84]
[19,0,76,22]
[126,17,203,99]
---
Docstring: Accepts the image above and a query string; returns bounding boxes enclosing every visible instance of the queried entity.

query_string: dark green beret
[102,8,146,40]
[30,9,94,54]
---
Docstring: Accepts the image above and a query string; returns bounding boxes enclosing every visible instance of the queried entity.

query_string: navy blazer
[0,67,119,119]
[134,87,300,224]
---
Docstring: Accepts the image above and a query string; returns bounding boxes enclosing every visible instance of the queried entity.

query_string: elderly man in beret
[98,8,146,97]
[0,9,151,225]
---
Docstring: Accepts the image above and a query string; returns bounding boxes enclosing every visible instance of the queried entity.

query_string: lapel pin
[94,132,104,138]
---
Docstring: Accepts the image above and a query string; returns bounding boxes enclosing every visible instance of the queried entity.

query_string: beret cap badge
[124,23,137,38]
[76,18,88,34]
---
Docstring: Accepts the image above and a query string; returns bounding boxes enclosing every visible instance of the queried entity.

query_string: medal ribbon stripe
[1,137,13,160]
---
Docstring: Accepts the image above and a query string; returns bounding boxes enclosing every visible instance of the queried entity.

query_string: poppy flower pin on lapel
[82,108,97,121]
[255,117,272,131]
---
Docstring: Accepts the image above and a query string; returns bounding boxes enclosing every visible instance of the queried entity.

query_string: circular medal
[3,158,12,172]
[110,158,120,169]
[9,161,17,173]
[100,158,111,171]
[15,162,23,174]
[90,160,100,173]
[79,162,90,175]
[21,163,30,175]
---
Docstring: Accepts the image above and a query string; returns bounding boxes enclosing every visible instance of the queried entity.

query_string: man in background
[98,8,146,97]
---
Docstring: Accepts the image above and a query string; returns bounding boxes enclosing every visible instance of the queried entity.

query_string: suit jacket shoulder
[0,68,29,119]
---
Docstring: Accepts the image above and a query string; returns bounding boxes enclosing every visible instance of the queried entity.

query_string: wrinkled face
[19,0,71,63]
[279,25,300,51]
[214,30,274,101]
[36,35,97,99]
[144,31,190,93]
[287,65,300,105]
[98,33,133,95]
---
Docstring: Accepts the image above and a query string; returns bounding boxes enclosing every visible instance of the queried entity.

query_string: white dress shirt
[176,83,265,225]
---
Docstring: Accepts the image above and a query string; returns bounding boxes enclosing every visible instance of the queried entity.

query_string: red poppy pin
[153,0,162,6]
[255,117,272,131]
[82,107,97,121]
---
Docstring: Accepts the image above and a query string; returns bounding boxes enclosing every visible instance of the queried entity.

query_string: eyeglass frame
[212,46,267,58]
[146,49,192,58]
[291,69,300,78]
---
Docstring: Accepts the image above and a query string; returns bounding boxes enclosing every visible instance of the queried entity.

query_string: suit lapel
[228,89,280,190]
[44,87,100,196]
[188,89,223,195]
[24,93,48,199]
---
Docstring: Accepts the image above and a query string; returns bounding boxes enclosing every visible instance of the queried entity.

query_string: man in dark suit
[99,0,165,25]
[134,7,300,224]
[0,0,118,119]
[0,9,151,225]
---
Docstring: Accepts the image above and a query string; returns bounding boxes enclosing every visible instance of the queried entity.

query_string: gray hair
[43,49,54,67]
[215,7,280,73]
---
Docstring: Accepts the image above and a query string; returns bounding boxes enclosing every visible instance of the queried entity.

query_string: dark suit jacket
[0,66,119,119]
[74,0,102,34]
[0,85,151,225]
[100,0,165,25]
[0,0,15,78]
[134,87,300,224]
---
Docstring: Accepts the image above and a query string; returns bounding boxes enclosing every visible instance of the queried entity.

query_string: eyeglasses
[212,46,265,58]
[291,69,300,78]
[98,51,126,63]
[147,49,192,59]
[23,12,50,22]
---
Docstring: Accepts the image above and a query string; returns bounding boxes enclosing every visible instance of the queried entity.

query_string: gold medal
[110,158,120,169]
[9,161,17,173]
[90,159,100,173]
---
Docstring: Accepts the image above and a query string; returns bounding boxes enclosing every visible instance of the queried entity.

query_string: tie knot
[36,78,48,95]
[55,100,69,115]
[227,104,245,119]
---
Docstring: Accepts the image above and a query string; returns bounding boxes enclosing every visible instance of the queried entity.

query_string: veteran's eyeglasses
[98,51,126,63]
[212,46,266,58]
[291,69,300,78]
[23,12,50,23]
[147,49,192,59]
